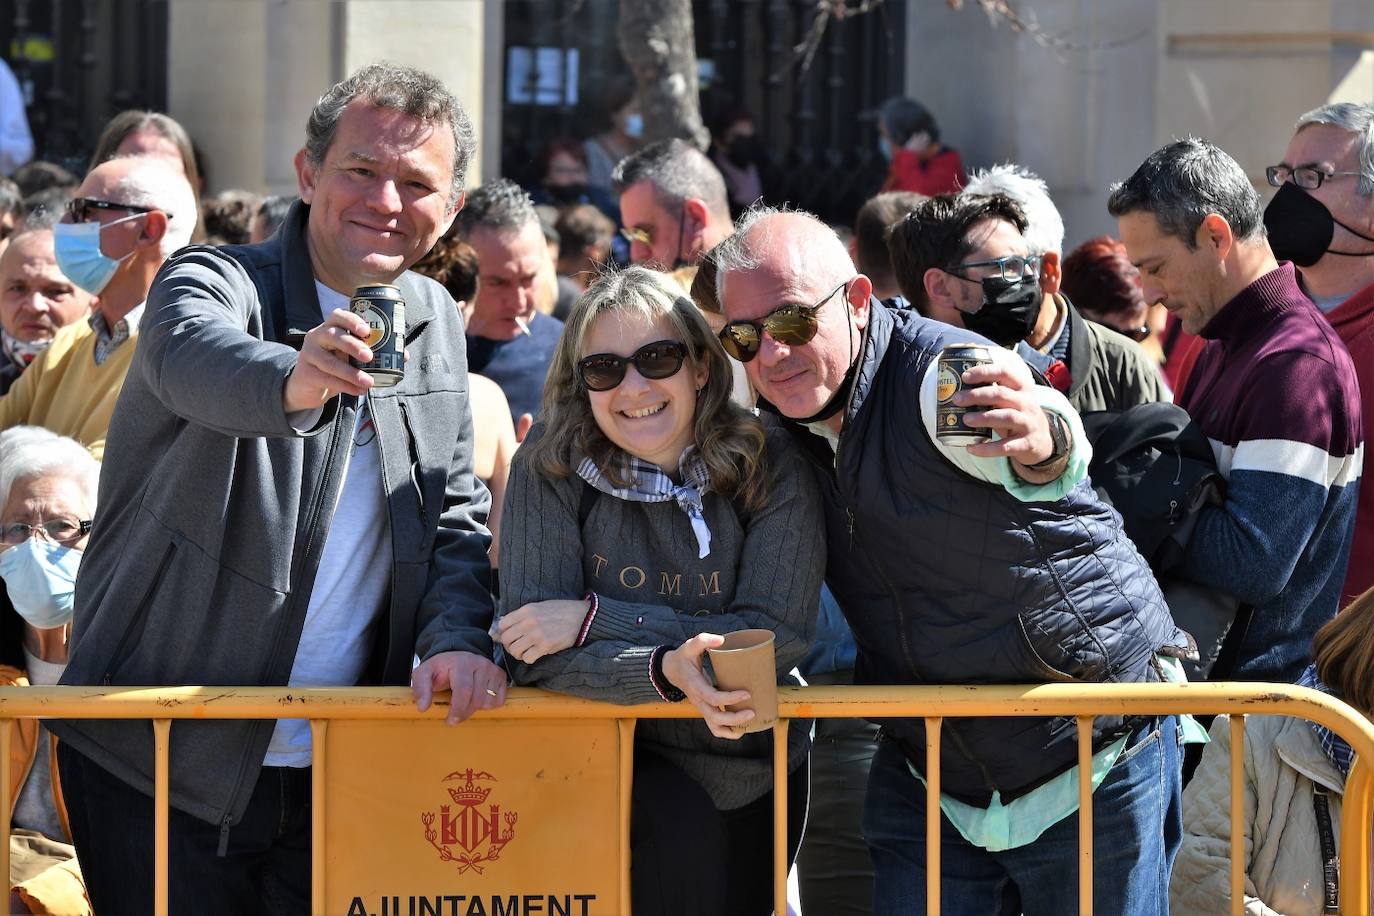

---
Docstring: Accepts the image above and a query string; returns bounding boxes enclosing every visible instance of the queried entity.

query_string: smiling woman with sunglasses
[497,265,822,915]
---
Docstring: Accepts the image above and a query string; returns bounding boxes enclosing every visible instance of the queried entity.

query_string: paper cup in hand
[707,629,778,734]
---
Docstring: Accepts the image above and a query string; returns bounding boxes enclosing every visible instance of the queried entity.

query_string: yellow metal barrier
[4,682,1374,916]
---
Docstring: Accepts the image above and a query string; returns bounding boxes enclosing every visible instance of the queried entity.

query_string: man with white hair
[956,164,1166,412]
[0,155,195,457]
[1264,102,1374,609]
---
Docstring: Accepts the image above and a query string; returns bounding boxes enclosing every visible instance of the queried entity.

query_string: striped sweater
[1324,280,1374,608]
[1178,263,1362,682]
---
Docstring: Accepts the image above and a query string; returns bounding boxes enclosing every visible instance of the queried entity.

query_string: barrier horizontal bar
[7,683,1373,915]
[3,682,1371,731]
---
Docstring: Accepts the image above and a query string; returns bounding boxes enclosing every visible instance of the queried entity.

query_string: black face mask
[1264,181,1374,267]
[547,183,588,205]
[959,275,1042,346]
[726,135,760,168]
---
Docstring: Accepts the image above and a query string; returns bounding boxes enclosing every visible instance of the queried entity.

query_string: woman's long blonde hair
[522,265,769,510]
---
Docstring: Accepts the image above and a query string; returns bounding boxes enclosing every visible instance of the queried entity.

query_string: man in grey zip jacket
[50,64,502,914]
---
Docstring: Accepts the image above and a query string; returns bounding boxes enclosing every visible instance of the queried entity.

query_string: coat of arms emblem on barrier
[421,769,518,874]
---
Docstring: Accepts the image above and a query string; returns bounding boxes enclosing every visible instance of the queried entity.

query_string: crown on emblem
[448,784,491,806]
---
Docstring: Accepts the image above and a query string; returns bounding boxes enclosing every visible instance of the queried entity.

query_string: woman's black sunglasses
[577,339,689,392]
[718,281,847,362]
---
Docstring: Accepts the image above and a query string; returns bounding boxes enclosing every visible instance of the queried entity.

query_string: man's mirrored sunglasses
[578,339,689,392]
[65,197,167,224]
[718,281,848,363]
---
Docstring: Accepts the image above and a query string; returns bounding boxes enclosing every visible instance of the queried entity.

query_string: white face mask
[0,537,82,629]
[53,215,142,295]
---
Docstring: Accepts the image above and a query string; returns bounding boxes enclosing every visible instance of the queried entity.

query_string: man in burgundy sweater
[1264,102,1374,610]
[1109,138,1362,683]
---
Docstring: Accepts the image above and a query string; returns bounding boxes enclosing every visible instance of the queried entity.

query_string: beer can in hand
[936,343,995,444]
[349,284,406,388]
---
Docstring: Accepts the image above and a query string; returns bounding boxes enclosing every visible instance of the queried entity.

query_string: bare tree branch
[784,0,1140,78]
[946,0,1075,59]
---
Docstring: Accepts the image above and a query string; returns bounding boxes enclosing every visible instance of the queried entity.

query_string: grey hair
[712,202,849,302]
[453,178,539,238]
[611,139,730,223]
[104,155,198,257]
[962,163,1065,256]
[1296,102,1374,198]
[1107,137,1265,248]
[0,426,100,518]
[305,62,476,209]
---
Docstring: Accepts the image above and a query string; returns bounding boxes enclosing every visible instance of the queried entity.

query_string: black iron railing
[0,0,169,175]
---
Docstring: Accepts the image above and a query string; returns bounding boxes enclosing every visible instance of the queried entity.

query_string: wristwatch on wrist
[1025,410,1069,471]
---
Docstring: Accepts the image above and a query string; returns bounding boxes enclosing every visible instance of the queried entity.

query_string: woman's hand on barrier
[412,650,507,725]
[663,634,755,740]
[495,599,587,665]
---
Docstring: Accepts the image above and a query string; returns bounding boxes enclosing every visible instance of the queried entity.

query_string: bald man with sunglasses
[0,155,196,457]
[715,205,1193,916]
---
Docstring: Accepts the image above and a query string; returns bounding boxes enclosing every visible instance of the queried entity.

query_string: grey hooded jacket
[52,201,495,832]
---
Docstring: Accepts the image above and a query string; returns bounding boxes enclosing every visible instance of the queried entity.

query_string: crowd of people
[2,59,1373,916]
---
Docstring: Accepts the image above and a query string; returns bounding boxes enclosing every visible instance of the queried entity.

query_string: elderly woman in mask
[3,427,97,915]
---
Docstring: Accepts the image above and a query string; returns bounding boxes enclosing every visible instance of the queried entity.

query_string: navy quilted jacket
[781,304,1190,804]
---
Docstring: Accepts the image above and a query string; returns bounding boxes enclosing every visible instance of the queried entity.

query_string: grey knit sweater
[499,422,823,809]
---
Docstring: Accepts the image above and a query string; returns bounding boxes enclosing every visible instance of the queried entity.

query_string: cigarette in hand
[514,316,531,336]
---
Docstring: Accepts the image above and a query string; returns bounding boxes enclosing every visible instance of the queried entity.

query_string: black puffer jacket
[781,304,1190,804]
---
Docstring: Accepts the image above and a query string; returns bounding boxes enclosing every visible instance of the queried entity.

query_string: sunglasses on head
[718,280,848,363]
[577,339,689,392]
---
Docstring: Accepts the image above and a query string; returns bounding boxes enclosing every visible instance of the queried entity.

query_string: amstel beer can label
[935,343,994,444]
[350,284,406,388]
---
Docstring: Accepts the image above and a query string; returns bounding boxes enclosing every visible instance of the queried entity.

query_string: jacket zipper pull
[847,508,855,549]
[217,817,232,857]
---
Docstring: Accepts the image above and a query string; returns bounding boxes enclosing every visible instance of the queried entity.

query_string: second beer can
[935,343,995,444]
[350,284,406,388]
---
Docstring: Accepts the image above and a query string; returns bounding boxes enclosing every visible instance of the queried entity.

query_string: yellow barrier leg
[311,720,328,910]
[153,718,171,916]
[1076,716,1093,916]
[1340,757,1372,915]
[774,719,789,916]
[925,716,941,916]
[1,718,11,901]
[1229,716,1245,916]
[618,718,635,916]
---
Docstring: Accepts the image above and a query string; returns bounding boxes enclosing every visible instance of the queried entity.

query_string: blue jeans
[862,716,1182,916]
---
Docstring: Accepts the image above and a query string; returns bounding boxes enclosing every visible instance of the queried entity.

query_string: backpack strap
[1313,787,1340,914]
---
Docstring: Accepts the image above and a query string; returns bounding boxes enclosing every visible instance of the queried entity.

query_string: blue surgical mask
[54,216,141,295]
[878,136,893,162]
[623,113,644,140]
[0,538,81,629]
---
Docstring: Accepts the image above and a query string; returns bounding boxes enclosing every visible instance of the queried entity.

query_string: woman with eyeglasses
[494,265,822,915]
[2,427,97,915]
